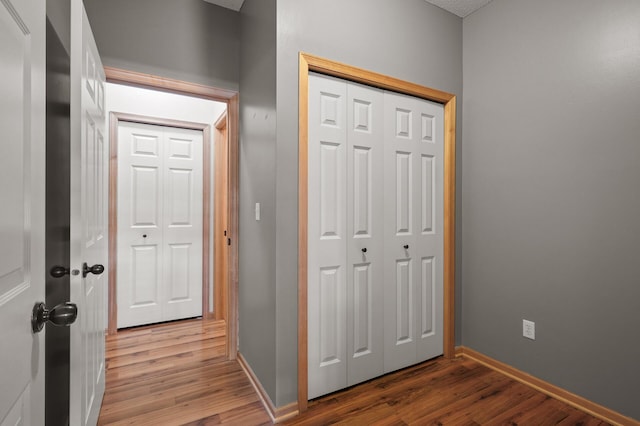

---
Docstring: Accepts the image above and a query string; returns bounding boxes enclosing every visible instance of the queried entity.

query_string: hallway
[97,319,271,425]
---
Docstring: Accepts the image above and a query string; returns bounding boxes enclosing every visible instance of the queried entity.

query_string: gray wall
[270,0,463,407]
[238,0,278,402]
[462,0,640,419]
[84,0,239,90]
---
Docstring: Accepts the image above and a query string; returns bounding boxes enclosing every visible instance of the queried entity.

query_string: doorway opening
[105,68,239,360]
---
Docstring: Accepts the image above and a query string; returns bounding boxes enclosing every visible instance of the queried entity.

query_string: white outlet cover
[523,319,535,340]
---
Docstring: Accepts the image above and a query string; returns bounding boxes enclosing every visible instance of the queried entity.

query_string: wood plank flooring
[98,319,610,425]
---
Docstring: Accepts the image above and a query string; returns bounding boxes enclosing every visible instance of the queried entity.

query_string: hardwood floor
[99,319,611,425]
[98,318,271,425]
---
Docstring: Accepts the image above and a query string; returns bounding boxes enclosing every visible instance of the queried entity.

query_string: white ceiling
[203,0,492,18]
[202,0,245,12]
[423,0,493,18]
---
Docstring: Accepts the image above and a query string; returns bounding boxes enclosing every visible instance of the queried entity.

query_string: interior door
[69,2,107,425]
[307,74,348,399]
[345,81,385,387]
[0,0,46,424]
[117,121,204,328]
[383,91,444,373]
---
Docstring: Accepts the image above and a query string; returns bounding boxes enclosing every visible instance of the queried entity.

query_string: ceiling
[203,0,492,18]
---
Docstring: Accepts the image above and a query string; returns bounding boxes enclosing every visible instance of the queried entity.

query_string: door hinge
[227,238,231,246]
[224,230,227,236]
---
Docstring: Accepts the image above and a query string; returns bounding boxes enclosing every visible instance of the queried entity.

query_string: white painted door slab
[0,0,46,423]
[307,74,348,399]
[383,91,444,373]
[308,74,385,398]
[69,2,107,424]
[117,122,203,328]
[345,82,384,387]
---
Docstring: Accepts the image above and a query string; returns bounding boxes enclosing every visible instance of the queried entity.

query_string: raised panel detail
[396,152,412,235]
[85,48,96,101]
[353,147,370,237]
[396,108,411,139]
[421,114,434,142]
[319,267,341,366]
[353,263,371,357]
[168,168,192,226]
[421,257,435,338]
[132,166,158,226]
[168,137,192,159]
[168,244,190,301]
[131,134,159,157]
[96,130,105,239]
[422,155,434,234]
[0,0,31,308]
[85,115,96,247]
[320,142,341,239]
[353,99,371,132]
[320,92,341,128]
[396,260,413,345]
[131,245,158,306]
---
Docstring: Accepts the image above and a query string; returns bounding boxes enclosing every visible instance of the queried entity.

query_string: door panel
[345,82,384,387]
[117,122,203,328]
[0,0,45,423]
[69,3,106,424]
[308,74,347,399]
[383,92,444,373]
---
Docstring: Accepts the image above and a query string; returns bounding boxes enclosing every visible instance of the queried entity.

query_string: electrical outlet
[523,319,535,340]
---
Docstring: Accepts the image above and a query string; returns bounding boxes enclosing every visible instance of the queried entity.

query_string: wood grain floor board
[99,319,612,425]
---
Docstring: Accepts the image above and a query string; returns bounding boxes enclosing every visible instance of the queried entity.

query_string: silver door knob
[32,302,78,333]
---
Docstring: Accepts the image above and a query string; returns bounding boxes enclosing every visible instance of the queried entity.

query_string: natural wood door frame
[105,67,240,361]
[298,52,457,409]
[108,112,211,331]
[214,112,229,323]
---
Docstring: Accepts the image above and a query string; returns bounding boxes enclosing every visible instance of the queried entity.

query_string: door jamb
[298,52,457,410]
[213,112,229,323]
[105,67,240,360]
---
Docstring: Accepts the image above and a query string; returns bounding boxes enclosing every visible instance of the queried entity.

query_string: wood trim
[107,112,211,334]
[443,96,457,358]
[237,353,300,423]
[298,52,457,410]
[108,112,119,335]
[202,125,212,320]
[103,68,239,362]
[457,347,640,426]
[104,67,237,102]
[213,112,229,322]
[226,94,239,360]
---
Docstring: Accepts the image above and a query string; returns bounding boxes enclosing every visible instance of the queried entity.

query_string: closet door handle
[361,248,367,253]
[403,244,409,250]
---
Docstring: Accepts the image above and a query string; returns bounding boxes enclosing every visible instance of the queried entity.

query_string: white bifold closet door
[308,74,385,399]
[117,121,203,328]
[308,73,444,399]
[382,91,444,373]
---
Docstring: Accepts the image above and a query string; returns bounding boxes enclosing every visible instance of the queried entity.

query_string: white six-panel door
[0,0,46,423]
[308,74,386,398]
[383,91,444,373]
[308,73,444,399]
[69,3,108,425]
[117,121,203,329]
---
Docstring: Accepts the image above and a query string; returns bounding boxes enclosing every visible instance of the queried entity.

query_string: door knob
[32,302,78,333]
[83,262,105,278]
[50,265,70,278]
[403,244,409,249]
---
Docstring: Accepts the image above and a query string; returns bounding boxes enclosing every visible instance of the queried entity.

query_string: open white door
[0,0,46,424]
[69,1,107,424]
